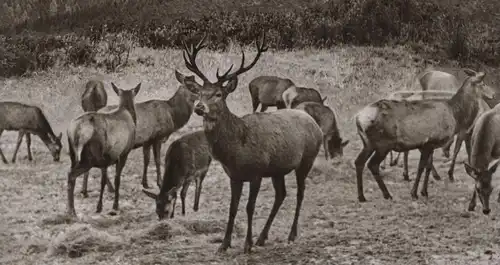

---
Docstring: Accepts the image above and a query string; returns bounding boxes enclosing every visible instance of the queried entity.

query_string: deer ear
[142,189,158,200]
[133,83,141,96]
[176,70,200,94]
[463,68,477,77]
[464,162,478,180]
[111,82,120,95]
[223,78,238,94]
[488,160,500,174]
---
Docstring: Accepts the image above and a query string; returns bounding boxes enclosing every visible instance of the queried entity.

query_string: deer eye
[215,92,223,98]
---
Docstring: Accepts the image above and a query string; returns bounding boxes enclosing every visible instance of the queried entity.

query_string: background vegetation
[0,0,499,78]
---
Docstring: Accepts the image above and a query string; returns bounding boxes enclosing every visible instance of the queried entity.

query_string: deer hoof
[384,194,393,200]
[411,192,418,200]
[358,195,367,202]
[217,243,230,253]
[468,204,475,212]
[142,182,150,189]
[96,205,103,213]
[81,191,89,198]
[243,241,253,254]
[255,236,266,246]
[420,191,428,198]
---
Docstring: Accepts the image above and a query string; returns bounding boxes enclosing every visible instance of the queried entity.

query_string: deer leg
[464,133,472,163]
[256,175,286,246]
[105,168,114,192]
[112,155,128,212]
[355,146,375,202]
[448,132,465,182]
[323,136,329,160]
[420,149,435,198]
[67,165,91,217]
[180,181,189,216]
[244,178,262,253]
[468,189,477,211]
[410,149,431,199]
[81,171,89,198]
[25,133,32,161]
[152,140,162,188]
[367,150,393,200]
[141,144,151,189]
[12,131,25,163]
[96,168,109,213]
[260,104,269,112]
[289,159,314,243]
[251,98,260,112]
[194,169,208,212]
[218,179,243,253]
[403,151,410,181]
[0,130,7,164]
[390,151,401,166]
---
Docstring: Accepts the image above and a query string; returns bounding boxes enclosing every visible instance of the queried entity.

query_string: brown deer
[355,69,495,202]
[294,101,348,159]
[66,82,141,217]
[87,75,198,193]
[248,76,295,112]
[142,130,212,220]
[282,85,326,109]
[463,104,500,215]
[178,33,323,253]
[79,79,115,197]
[0,102,62,164]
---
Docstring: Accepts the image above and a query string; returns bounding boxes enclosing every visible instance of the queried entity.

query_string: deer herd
[1,32,500,254]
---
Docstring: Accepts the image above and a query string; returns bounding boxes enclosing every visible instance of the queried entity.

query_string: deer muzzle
[194,100,207,116]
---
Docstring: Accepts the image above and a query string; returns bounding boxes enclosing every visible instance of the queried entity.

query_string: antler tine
[215,31,268,84]
[181,34,209,82]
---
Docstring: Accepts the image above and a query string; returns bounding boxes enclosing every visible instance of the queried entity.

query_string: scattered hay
[183,218,243,236]
[131,220,188,243]
[40,214,75,226]
[47,223,125,258]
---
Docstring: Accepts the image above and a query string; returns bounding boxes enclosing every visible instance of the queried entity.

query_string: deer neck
[448,80,479,132]
[202,104,247,161]
[38,132,57,149]
[119,99,137,124]
[167,88,196,129]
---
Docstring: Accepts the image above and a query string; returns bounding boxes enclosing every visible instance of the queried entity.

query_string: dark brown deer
[142,130,212,220]
[294,101,348,159]
[355,69,495,202]
[66,82,141,217]
[88,72,199,192]
[79,79,114,197]
[463,104,500,215]
[0,102,62,164]
[178,33,323,253]
[248,76,295,112]
[282,85,326,109]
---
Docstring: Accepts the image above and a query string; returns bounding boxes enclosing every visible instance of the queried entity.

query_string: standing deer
[294,101,348,159]
[282,85,326,109]
[355,69,495,202]
[178,33,323,253]
[464,104,500,215]
[0,102,62,164]
[66,82,141,217]
[142,130,212,220]
[79,79,115,197]
[88,72,199,192]
[248,76,295,112]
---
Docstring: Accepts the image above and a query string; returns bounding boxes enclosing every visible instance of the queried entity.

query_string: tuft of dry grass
[47,223,126,258]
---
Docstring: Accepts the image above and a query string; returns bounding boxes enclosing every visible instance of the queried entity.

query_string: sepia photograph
[0,0,499,264]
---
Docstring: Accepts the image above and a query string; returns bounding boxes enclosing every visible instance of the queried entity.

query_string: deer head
[462,69,495,100]
[48,132,63,162]
[464,160,500,215]
[175,33,268,121]
[143,188,177,220]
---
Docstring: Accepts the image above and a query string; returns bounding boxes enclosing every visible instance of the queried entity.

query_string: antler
[215,31,268,84]
[182,33,209,82]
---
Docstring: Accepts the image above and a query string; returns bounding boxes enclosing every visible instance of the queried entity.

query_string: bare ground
[1,45,500,265]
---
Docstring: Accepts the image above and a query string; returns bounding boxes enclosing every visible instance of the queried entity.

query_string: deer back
[81,80,108,112]
[469,105,500,169]
[419,70,460,91]
[294,101,335,135]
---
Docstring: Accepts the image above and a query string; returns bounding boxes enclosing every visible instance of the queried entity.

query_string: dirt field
[1,45,500,265]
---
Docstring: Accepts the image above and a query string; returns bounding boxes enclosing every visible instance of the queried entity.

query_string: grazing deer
[178,33,323,253]
[66,82,141,217]
[355,69,495,202]
[92,74,199,191]
[79,80,114,197]
[282,85,326,109]
[142,130,212,219]
[0,102,62,164]
[464,104,500,215]
[248,76,295,112]
[294,101,348,159]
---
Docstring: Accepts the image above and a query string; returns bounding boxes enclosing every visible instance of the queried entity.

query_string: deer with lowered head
[142,130,212,220]
[0,102,62,164]
[464,103,500,215]
[66,82,141,217]
[177,33,323,253]
[293,101,349,160]
[248,76,295,112]
[355,69,495,202]
[282,85,326,109]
